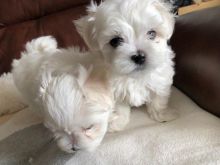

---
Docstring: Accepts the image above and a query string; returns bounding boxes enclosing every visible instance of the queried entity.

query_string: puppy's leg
[108,102,130,132]
[147,94,178,122]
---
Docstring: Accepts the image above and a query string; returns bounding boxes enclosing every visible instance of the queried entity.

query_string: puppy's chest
[111,78,152,107]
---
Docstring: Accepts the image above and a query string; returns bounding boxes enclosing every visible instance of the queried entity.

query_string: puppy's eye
[84,125,94,130]
[147,30,157,40]
[109,36,124,48]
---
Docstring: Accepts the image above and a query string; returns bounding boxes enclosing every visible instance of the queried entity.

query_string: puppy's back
[12,36,58,106]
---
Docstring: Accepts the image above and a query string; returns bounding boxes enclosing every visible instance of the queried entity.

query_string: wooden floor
[178,0,220,15]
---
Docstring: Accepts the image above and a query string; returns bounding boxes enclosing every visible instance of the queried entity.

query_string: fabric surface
[0,1,92,75]
[0,0,90,25]
[0,73,26,116]
[0,84,220,165]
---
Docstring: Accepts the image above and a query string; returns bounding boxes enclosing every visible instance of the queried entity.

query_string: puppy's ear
[39,70,55,99]
[39,70,83,99]
[152,1,175,39]
[74,1,99,50]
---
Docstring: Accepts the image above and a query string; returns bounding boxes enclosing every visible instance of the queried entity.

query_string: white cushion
[1,86,220,164]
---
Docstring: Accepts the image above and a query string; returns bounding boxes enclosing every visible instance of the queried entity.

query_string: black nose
[71,147,78,152]
[131,51,146,65]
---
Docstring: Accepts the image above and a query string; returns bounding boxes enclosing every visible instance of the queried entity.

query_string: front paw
[148,108,178,122]
[108,111,130,133]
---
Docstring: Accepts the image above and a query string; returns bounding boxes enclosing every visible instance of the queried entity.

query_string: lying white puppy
[12,36,113,153]
[75,0,178,131]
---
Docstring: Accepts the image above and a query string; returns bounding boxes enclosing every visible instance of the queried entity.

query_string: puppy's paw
[108,111,130,133]
[148,108,178,122]
[108,114,127,132]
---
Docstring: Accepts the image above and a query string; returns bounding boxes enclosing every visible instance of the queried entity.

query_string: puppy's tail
[24,36,58,56]
[12,36,58,68]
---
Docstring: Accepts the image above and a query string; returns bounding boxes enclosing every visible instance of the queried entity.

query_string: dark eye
[84,125,94,130]
[109,36,124,48]
[147,30,157,40]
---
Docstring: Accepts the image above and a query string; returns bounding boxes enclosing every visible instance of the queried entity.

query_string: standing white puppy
[75,0,177,131]
[12,36,113,153]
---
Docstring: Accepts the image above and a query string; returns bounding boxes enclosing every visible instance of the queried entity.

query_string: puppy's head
[40,65,113,153]
[75,0,175,75]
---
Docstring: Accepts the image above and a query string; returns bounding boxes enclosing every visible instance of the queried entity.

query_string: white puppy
[12,36,113,153]
[75,0,177,131]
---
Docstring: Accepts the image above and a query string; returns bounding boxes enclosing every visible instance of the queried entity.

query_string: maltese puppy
[12,36,113,153]
[75,0,177,131]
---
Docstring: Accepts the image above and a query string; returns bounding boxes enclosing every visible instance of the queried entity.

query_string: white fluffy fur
[75,0,178,130]
[12,36,114,153]
[9,0,178,152]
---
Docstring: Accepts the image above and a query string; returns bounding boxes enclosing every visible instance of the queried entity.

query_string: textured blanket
[0,74,220,165]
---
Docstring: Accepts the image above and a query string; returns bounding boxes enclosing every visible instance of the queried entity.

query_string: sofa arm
[171,7,220,117]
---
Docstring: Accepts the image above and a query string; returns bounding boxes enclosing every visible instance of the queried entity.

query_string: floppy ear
[153,1,175,39]
[74,1,99,50]
[39,70,55,98]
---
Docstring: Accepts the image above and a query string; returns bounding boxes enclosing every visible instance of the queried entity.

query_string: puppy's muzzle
[131,50,146,65]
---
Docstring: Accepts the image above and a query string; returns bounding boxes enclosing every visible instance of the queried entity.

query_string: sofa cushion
[0,2,91,75]
[0,0,90,26]
[171,7,220,117]
[1,87,220,164]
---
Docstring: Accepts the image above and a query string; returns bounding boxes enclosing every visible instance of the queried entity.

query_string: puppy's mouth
[71,146,80,152]
[121,63,146,75]
[135,64,145,70]
[132,64,146,73]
